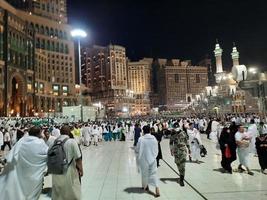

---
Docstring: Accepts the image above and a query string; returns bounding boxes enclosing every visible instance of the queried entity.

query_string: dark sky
[68,0,267,70]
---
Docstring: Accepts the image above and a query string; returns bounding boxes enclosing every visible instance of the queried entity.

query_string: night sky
[68,0,267,70]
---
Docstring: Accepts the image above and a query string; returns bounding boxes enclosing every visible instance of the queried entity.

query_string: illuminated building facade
[82,44,134,117]
[128,59,151,115]
[0,0,78,116]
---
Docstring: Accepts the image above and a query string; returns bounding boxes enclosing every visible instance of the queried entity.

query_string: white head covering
[262,124,267,135]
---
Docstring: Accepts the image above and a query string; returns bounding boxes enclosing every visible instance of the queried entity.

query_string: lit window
[53,85,59,96]
[62,86,68,96]
[27,84,32,91]
[39,83,44,94]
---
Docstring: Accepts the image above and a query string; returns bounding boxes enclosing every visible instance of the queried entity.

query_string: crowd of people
[0,114,266,199]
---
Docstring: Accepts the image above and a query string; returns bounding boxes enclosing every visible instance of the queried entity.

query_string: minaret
[214,40,223,73]
[231,42,239,67]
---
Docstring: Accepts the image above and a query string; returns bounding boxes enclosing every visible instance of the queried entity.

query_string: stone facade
[0,1,80,117]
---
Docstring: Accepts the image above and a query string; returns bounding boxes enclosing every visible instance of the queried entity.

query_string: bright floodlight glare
[248,67,257,73]
[122,107,128,112]
[71,29,87,38]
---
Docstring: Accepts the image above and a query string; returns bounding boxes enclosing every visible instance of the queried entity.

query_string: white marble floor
[40,136,267,200]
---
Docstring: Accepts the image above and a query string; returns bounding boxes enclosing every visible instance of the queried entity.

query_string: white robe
[0,131,3,147]
[51,128,61,138]
[46,135,56,148]
[187,128,202,161]
[82,126,91,146]
[136,134,159,187]
[210,121,220,143]
[235,131,251,168]
[92,128,99,143]
[0,136,48,200]
[247,124,258,154]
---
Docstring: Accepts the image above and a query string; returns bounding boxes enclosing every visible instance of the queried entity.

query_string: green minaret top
[214,40,223,57]
[231,43,239,59]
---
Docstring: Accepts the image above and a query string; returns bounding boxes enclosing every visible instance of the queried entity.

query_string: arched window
[40,26,44,34]
[36,38,40,48]
[46,40,51,50]
[30,22,34,30]
[50,28,54,37]
[55,29,59,37]
[35,24,39,33]
[63,31,67,39]
[41,39,45,49]
[59,30,63,38]
[187,96,191,103]
[51,41,55,51]
[56,42,59,52]
[64,44,69,54]
[60,43,64,53]
[45,26,49,36]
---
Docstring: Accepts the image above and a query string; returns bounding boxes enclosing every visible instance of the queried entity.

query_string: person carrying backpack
[49,125,83,200]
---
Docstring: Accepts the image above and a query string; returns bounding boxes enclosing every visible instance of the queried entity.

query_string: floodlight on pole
[71,28,87,122]
[71,29,87,38]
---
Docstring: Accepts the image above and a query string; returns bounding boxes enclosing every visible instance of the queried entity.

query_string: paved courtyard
[40,136,267,200]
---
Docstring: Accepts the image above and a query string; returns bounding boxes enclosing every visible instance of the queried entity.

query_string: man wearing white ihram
[0,126,48,200]
[136,125,160,198]
[187,122,202,163]
[82,123,91,146]
[92,125,99,146]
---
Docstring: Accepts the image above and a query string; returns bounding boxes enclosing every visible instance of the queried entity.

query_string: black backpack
[47,138,71,174]
[200,145,207,157]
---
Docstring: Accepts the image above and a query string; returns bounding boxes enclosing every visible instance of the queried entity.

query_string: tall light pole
[71,29,87,122]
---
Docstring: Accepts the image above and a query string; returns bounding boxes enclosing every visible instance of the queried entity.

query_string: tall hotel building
[82,44,134,117]
[0,0,77,116]
[128,59,152,115]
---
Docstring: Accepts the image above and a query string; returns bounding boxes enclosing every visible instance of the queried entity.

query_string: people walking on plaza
[136,125,160,197]
[235,124,254,175]
[1,129,11,151]
[0,128,3,156]
[187,123,202,164]
[219,124,237,173]
[92,125,99,146]
[44,128,56,148]
[210,118,220,143]
[206,118,212,139]
[16,126,25,142]
[169,122,190,187]
[51,125,61,138]
[73,124,82,145]
[52,125,83,200]
[106,124,113,141]
[82,123,91,146]
[0,126,48,200]
[255,123,267,174]
[134,123,142,146]
[247,119,258,156]
[151,127,163,167]
[198,117,206,133]
[10,126,17,146]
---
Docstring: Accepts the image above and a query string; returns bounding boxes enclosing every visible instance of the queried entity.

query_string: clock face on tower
[232,65,247,82]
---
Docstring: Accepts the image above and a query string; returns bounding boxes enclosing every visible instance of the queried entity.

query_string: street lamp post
[71,29,87,122]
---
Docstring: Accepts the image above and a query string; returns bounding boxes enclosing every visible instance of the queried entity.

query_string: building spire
[231,42,239,67]
[214,39,223,73]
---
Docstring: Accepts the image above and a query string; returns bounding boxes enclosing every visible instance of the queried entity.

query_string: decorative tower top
[231,42,240,67]
[214,40,223,57]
